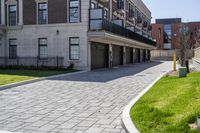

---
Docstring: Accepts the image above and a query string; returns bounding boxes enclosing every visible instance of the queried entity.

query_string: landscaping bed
[0,69,76,86]
[130,72,200,133]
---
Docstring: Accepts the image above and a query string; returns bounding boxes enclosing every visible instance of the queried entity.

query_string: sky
[142,0,200,23]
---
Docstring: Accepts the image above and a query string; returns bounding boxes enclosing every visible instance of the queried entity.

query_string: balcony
[136,16,143,26]
[143,21,148,30]
[128,11,135,21]
[89,9,156,47]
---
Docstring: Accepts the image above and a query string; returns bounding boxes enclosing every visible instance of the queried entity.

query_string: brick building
[151,18,200,50]
[0,0,156,70]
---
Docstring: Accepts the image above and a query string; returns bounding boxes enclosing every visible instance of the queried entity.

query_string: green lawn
[130,72,200,133]
[0,69,76,86]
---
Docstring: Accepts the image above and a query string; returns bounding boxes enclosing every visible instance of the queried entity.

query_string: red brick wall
[188,22,200,48]
[151,24,164,49]
[171,23,181,49]
[48,0,68,24]
[23,0,36,25]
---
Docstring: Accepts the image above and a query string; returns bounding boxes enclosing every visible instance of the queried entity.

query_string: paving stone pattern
[0,61,172,133]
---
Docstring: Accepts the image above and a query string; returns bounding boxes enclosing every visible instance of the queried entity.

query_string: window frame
[38,38,48,60]
[9,38,17,59]
[37,2,48,25]
[69,37,80,60]
[69,0,80,23]
[8,5,17,26]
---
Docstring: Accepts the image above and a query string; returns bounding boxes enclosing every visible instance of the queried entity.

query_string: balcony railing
[89,9,156,46]
[90,21,156,46]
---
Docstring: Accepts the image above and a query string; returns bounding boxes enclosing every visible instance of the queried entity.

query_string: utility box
[198,116,200,130]
[179,67,187,78]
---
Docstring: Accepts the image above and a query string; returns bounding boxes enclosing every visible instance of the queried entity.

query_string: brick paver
[0,61,172,133]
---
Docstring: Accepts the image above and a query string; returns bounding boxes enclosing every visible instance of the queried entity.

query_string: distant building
[151,18,200,50]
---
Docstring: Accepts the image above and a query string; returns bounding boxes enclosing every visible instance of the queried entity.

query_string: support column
[133,48,135,64]
[123,46,126,66]
[109,0,112,21]
[87,41,91,71]
[146,49,148,61]
[140,49,143,63]
[1,0,5,25]
[18,0,23,25]
[109,43,112,68]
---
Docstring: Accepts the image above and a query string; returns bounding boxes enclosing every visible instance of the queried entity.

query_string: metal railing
[90,19,156,46]
[0,56,64,68]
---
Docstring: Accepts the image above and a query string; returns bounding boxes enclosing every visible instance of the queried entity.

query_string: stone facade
[0,0,155,70]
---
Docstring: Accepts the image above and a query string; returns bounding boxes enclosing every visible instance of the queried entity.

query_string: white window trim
[6,4,18,26]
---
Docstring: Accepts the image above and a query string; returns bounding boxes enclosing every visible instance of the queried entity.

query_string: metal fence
[0,56,64,68]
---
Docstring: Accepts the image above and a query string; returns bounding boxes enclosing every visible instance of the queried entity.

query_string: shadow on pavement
[49,61,163,83]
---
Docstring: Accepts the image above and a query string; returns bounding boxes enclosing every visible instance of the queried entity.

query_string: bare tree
[178,23,189,67]
[194,28,200,48]
[188,26,200,49]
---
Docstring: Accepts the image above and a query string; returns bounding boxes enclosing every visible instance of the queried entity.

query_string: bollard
[173,53,177,71]
[185,60,189,73]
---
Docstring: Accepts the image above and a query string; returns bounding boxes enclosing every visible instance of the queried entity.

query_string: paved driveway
[0,61,172,133]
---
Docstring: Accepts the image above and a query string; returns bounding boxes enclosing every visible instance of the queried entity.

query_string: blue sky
[142,0,200,23]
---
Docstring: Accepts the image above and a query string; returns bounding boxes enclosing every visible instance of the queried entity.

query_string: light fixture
[56,30,60,35]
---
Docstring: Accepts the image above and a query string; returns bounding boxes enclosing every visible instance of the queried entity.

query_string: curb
[0,70,87,91]
[193,58,200,63]
[0,131,20,133]
[121,72,168,133]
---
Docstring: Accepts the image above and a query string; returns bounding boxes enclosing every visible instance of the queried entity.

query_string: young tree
[178,23,189,67]
[188,26,200,49]
[194,28,200,48]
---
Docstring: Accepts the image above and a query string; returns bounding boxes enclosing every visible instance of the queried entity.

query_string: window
[9,39,17,59]
[126,0,129,11]
[164,24,172,43]
[164,24,172,37]
[69,0,79,23]
[129,3,134,18]
[39,38,48,59]
[104,9,108,19]
[117,0,124,10]
[8,5,17,26]
[69,37,79,60]
[38,2,48,24]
